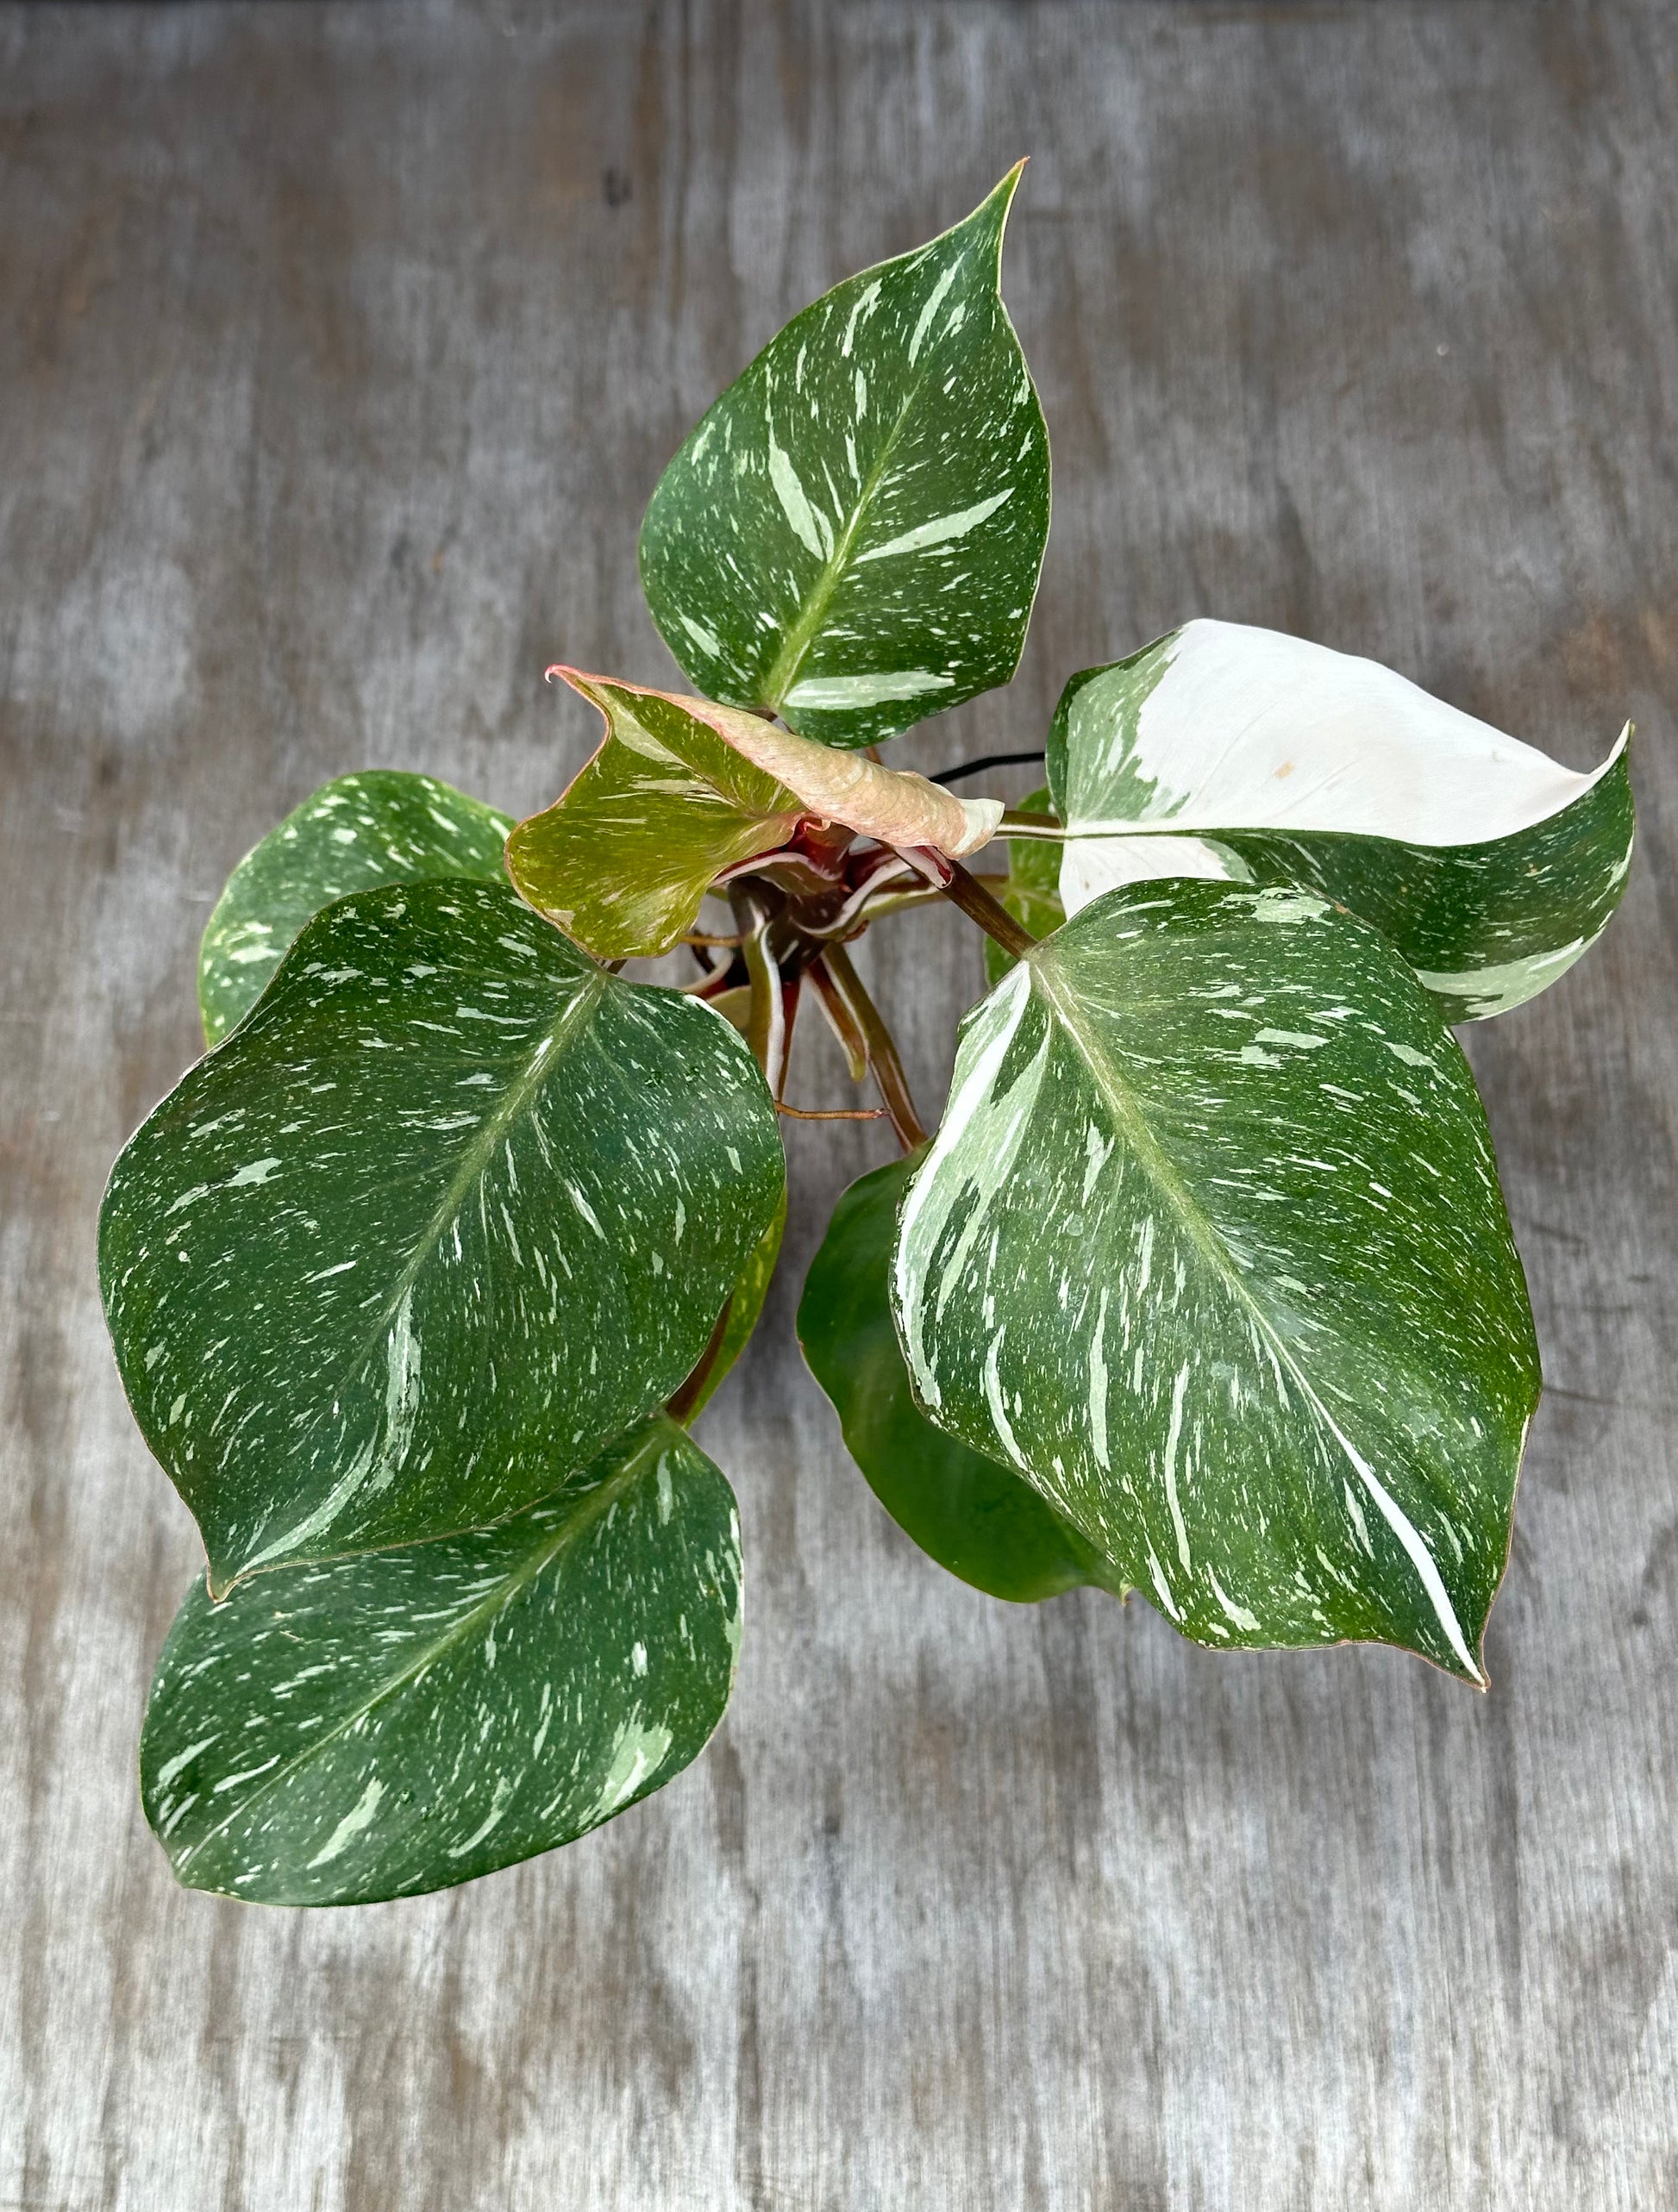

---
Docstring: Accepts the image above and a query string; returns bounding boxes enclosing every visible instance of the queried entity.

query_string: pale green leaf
[800,1154,1120,1603]
[1047,622,1633,1021]
[508,673,998,960]
[199,771,512,1045]
[639,167,1050,749]
[100,878,783,1595]
[140,1415,741,1906]
[892,881,1540,1681]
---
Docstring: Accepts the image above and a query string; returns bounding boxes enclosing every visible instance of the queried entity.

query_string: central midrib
[237,965,610,1577]
[1027,949,1362,1474]
[176,1422,669,1871]
[758,377,926,712]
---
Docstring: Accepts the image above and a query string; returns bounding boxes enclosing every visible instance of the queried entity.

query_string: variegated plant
[102,167,1634,1908]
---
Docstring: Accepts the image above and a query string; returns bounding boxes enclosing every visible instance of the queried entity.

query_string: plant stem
[664,1298,733,1427]
[730,885,790,1098]
[938,859,1036,960]
[844,872,1008,923]
[777,1102,886,1122]
[929,748,1046,787]
[814,944,928,1151]
[805,955,870,1081]
[997,809,1063,836]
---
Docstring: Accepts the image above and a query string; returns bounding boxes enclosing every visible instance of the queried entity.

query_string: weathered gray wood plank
[2,3,1674,2205]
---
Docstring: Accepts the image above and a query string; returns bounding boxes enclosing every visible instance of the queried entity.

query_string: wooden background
[3,3,1674,2204]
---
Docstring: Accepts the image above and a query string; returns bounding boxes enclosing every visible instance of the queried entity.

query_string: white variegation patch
[1049,621,1632,1021]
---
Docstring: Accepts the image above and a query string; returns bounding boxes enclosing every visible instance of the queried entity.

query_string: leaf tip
[970,160,1028,254]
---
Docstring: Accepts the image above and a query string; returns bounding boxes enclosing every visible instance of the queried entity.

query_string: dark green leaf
[141,1415,741,1906]
[799,1153,1118,1603]
[892,882,1540,1680]
[101,879,783,1594]
[1048,622,1633,1022]
[199,772,512,1045]
[639,167,1050,750]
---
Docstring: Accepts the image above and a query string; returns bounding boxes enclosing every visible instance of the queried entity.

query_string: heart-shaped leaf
[140,1414,741,1905]
[982,784,1066,987]
[101,878,783,1595]
[892,881,1540,1681]
[639,167,1050,749]
[507,672,1001,959]
[800,1154,1120,1603]
[199,772,512,1045]
[1047,622,1633,1021]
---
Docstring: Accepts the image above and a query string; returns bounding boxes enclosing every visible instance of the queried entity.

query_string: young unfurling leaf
[508,672,1000,959]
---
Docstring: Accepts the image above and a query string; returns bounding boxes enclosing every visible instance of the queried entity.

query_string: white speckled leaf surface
[100,879,784,1595]
[892,881,1540,1680]
[198,771,513,1044]
[1048,622,1633,1021]
[638,168,1049,750]
[140,1415,742,1905]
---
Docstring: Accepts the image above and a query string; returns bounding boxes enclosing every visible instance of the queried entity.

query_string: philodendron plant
[101,167,1634,1908]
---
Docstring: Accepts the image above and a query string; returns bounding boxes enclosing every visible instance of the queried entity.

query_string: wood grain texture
[2,2,1673,2203]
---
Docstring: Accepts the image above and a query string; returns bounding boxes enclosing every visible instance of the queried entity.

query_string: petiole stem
[812,945,928,1152]
[730,885,792,1099]
[937,858,1036,960]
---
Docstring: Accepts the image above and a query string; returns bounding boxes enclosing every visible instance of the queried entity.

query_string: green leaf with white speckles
[799,1154,1120,1603]
[1048,622,1634,1022]
[140,1414,741,1906]
[101,878,784,1596]
[638,167,1050,750]
[892,881,1540,1681]
[982,785,1065,987]
[199,772,513,1045]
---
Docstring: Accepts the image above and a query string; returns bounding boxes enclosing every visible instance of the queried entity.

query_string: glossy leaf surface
[199,772,512,1045]
[1048,622,1633,1021]
[983,784,1065,987]
[509,673,998,959]
[101,879,783,1594]
[800,1154,1119,1603]
[892,882,1540,1680]
[141,1415,741,1905]
[639,168,1049,749]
